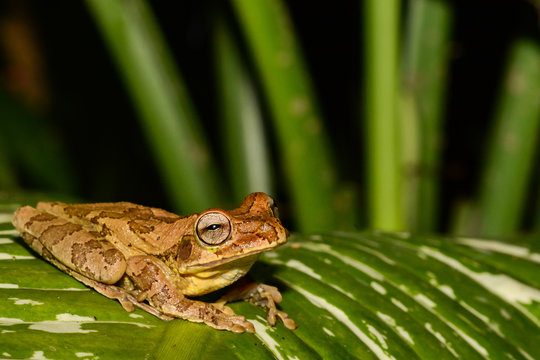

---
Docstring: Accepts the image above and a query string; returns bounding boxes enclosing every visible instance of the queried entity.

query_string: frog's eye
[196,212,231,245]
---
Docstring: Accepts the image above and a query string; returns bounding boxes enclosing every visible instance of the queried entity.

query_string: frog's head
[176,193,288,280]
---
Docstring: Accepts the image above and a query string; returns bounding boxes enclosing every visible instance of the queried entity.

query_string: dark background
[1,0,539,231]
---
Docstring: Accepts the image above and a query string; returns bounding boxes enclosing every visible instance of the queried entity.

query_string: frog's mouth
[188,250,265,272]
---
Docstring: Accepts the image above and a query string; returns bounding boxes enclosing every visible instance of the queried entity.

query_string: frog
[11,192,297,333]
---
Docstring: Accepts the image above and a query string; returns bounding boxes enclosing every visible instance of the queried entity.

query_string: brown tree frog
[12,192,296,333]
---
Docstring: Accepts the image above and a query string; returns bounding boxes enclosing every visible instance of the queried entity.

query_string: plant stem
[400,0,453,232]
[86,0,223,213]
[364,0,404,230]
[478,40,540,237]
[231,0,339,231]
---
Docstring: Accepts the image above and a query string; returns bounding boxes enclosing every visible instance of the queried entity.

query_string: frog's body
[12,193,296,333]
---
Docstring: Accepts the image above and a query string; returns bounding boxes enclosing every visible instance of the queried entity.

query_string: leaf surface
[1,200,539,359]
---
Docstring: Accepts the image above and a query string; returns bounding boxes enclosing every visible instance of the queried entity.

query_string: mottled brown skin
[12,193,297,333]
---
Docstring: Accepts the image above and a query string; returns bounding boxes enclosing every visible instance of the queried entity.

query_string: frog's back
[37,201,175,220]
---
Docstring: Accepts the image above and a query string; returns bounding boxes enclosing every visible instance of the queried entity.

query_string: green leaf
[1,197,539,359]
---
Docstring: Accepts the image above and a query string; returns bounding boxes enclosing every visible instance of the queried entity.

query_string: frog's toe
[231,324,247,333]
[232,317,255,333]
[211,314,254,333]
[231,315,254,332]
[243,321,255,333]
[213,302,235,316]
[283,317,297,330]
[118,298,135,312]
[261,284,282,303]
[230,321,254,333]
[267,308,297,330]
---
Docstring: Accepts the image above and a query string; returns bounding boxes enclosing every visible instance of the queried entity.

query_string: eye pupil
[207,224,220,231]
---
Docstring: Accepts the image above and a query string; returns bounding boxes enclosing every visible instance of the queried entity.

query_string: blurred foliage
[0,0,539,236]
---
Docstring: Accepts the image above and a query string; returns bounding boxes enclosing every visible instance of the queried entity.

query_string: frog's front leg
[218,277,297,330]
[126,256,255,333]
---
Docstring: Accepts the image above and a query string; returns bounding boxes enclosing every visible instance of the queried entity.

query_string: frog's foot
[211,313,254,333]
[203,303,254,333]
[245,283,297,330]
[219,281,297,330]
[155,297,254,333]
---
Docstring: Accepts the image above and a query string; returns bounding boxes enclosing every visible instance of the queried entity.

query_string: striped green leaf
[0,199,538,359]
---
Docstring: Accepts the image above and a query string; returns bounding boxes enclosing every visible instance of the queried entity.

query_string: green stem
[478,40,540,237]
[400,0,452,232]
[364,0,404,230]
[231,0,339,231]
[86,0,223,213]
